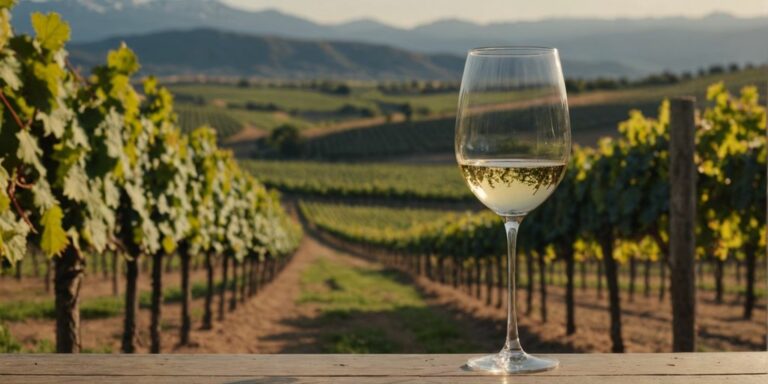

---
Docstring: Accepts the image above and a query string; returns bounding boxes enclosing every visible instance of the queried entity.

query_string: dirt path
[307,232,767,353]
[175,235,320,353]
[176,233,503,353]
[4,230,764,353]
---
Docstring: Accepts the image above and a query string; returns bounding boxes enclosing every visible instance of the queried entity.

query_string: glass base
[466,350,558,374]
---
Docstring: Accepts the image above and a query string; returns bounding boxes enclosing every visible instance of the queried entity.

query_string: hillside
[68,29,464,80]
[69,29,639,80]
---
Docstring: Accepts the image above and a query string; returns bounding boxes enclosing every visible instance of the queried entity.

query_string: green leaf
[31,12,70,52]
[0,162,9,210]
[62,166,89,202]
[32,178,57,211]
[16,130,42,166]
[33,62,65,103]
[0,10,14,58]
[0,210,29,265]
[107,44,140,75]
[0,1,16,9]
[37,108,69,138]
[40,205,68,257]
[0,54,22,90]
[162,235,176,254]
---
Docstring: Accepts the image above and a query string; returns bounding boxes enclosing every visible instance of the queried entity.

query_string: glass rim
[468,46,558,57]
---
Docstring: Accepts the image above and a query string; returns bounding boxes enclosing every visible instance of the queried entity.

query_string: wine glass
[455,46,571,374]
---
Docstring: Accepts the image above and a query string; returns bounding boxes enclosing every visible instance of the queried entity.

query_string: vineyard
[0,3,766,357]
[292,84,767,352]
[299,201,765,298]
[0,5,301,353]
[167,67,766,160]
[175,103,244,139]
[242,160,472,201]
[299,201,766,351]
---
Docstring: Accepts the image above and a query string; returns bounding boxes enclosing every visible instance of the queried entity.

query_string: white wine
[459,159,565,215]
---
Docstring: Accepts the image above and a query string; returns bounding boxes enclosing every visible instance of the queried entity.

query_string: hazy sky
[222,0,768,27]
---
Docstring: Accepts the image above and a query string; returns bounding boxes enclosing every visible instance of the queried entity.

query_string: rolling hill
[68,29,465,80]
[69,29,640,80]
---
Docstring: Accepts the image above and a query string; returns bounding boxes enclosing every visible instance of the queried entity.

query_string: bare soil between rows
[2,231,765,353]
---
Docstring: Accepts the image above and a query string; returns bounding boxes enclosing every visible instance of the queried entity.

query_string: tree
[267,124,303,158]
[400,103,413,121]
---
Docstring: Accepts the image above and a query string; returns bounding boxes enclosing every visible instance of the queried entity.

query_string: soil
[2,232,765,354]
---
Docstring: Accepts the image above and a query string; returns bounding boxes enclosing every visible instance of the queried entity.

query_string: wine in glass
[455,46,571,373]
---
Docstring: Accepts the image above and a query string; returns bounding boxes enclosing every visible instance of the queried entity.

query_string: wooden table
[1,353,766,383]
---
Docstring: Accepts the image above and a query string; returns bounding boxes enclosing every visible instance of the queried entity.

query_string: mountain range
[13,0,768,78]
[68,29,468,80]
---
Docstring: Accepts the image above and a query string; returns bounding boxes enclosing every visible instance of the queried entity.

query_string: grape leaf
[0,9,11,51]
[31,12,70,52]
[32,178,57,211]
[0,193,8,211]
[162,235,176,254]
[0,57,20,92]
[62,166,89,202]
[0,211,29,265]
[0,159,8,211]
[107,44,140,75]
[16,130,43,166]
[37,108,68,138]
[33,61,64,104]
[40,205,68,257]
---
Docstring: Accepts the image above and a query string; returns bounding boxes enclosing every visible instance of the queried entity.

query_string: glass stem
[501,215,525,355]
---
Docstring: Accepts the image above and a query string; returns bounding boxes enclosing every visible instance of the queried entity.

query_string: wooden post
[669,97,696,352]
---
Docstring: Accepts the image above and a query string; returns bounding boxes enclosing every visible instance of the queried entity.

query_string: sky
[222,0,768,28]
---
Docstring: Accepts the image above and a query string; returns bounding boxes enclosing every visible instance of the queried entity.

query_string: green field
[172,68,765,119]
[225,108,311,131]
[242,160,471,201]
[300,201,454,231]
[299,257,476,353]
[170,85,378,112]
[168,68,768,161]
[176,103,244,139]
[300,100,662,159]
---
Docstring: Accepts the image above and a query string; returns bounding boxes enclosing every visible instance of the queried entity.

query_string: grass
[0,326,106,354]
[299,257,475,353]
[0,277,230,322]
[0,297,123,322]
[0,323,21,353]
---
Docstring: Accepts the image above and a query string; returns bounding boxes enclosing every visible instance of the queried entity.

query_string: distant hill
[69,29,463,80]
[15,0,768,77]
[69,29,640,80]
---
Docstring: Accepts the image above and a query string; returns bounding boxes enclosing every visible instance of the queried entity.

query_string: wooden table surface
[0,352,766,383]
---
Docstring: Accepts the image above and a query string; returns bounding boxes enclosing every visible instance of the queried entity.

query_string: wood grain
[0,353,765,383]
[669,97,698,352]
